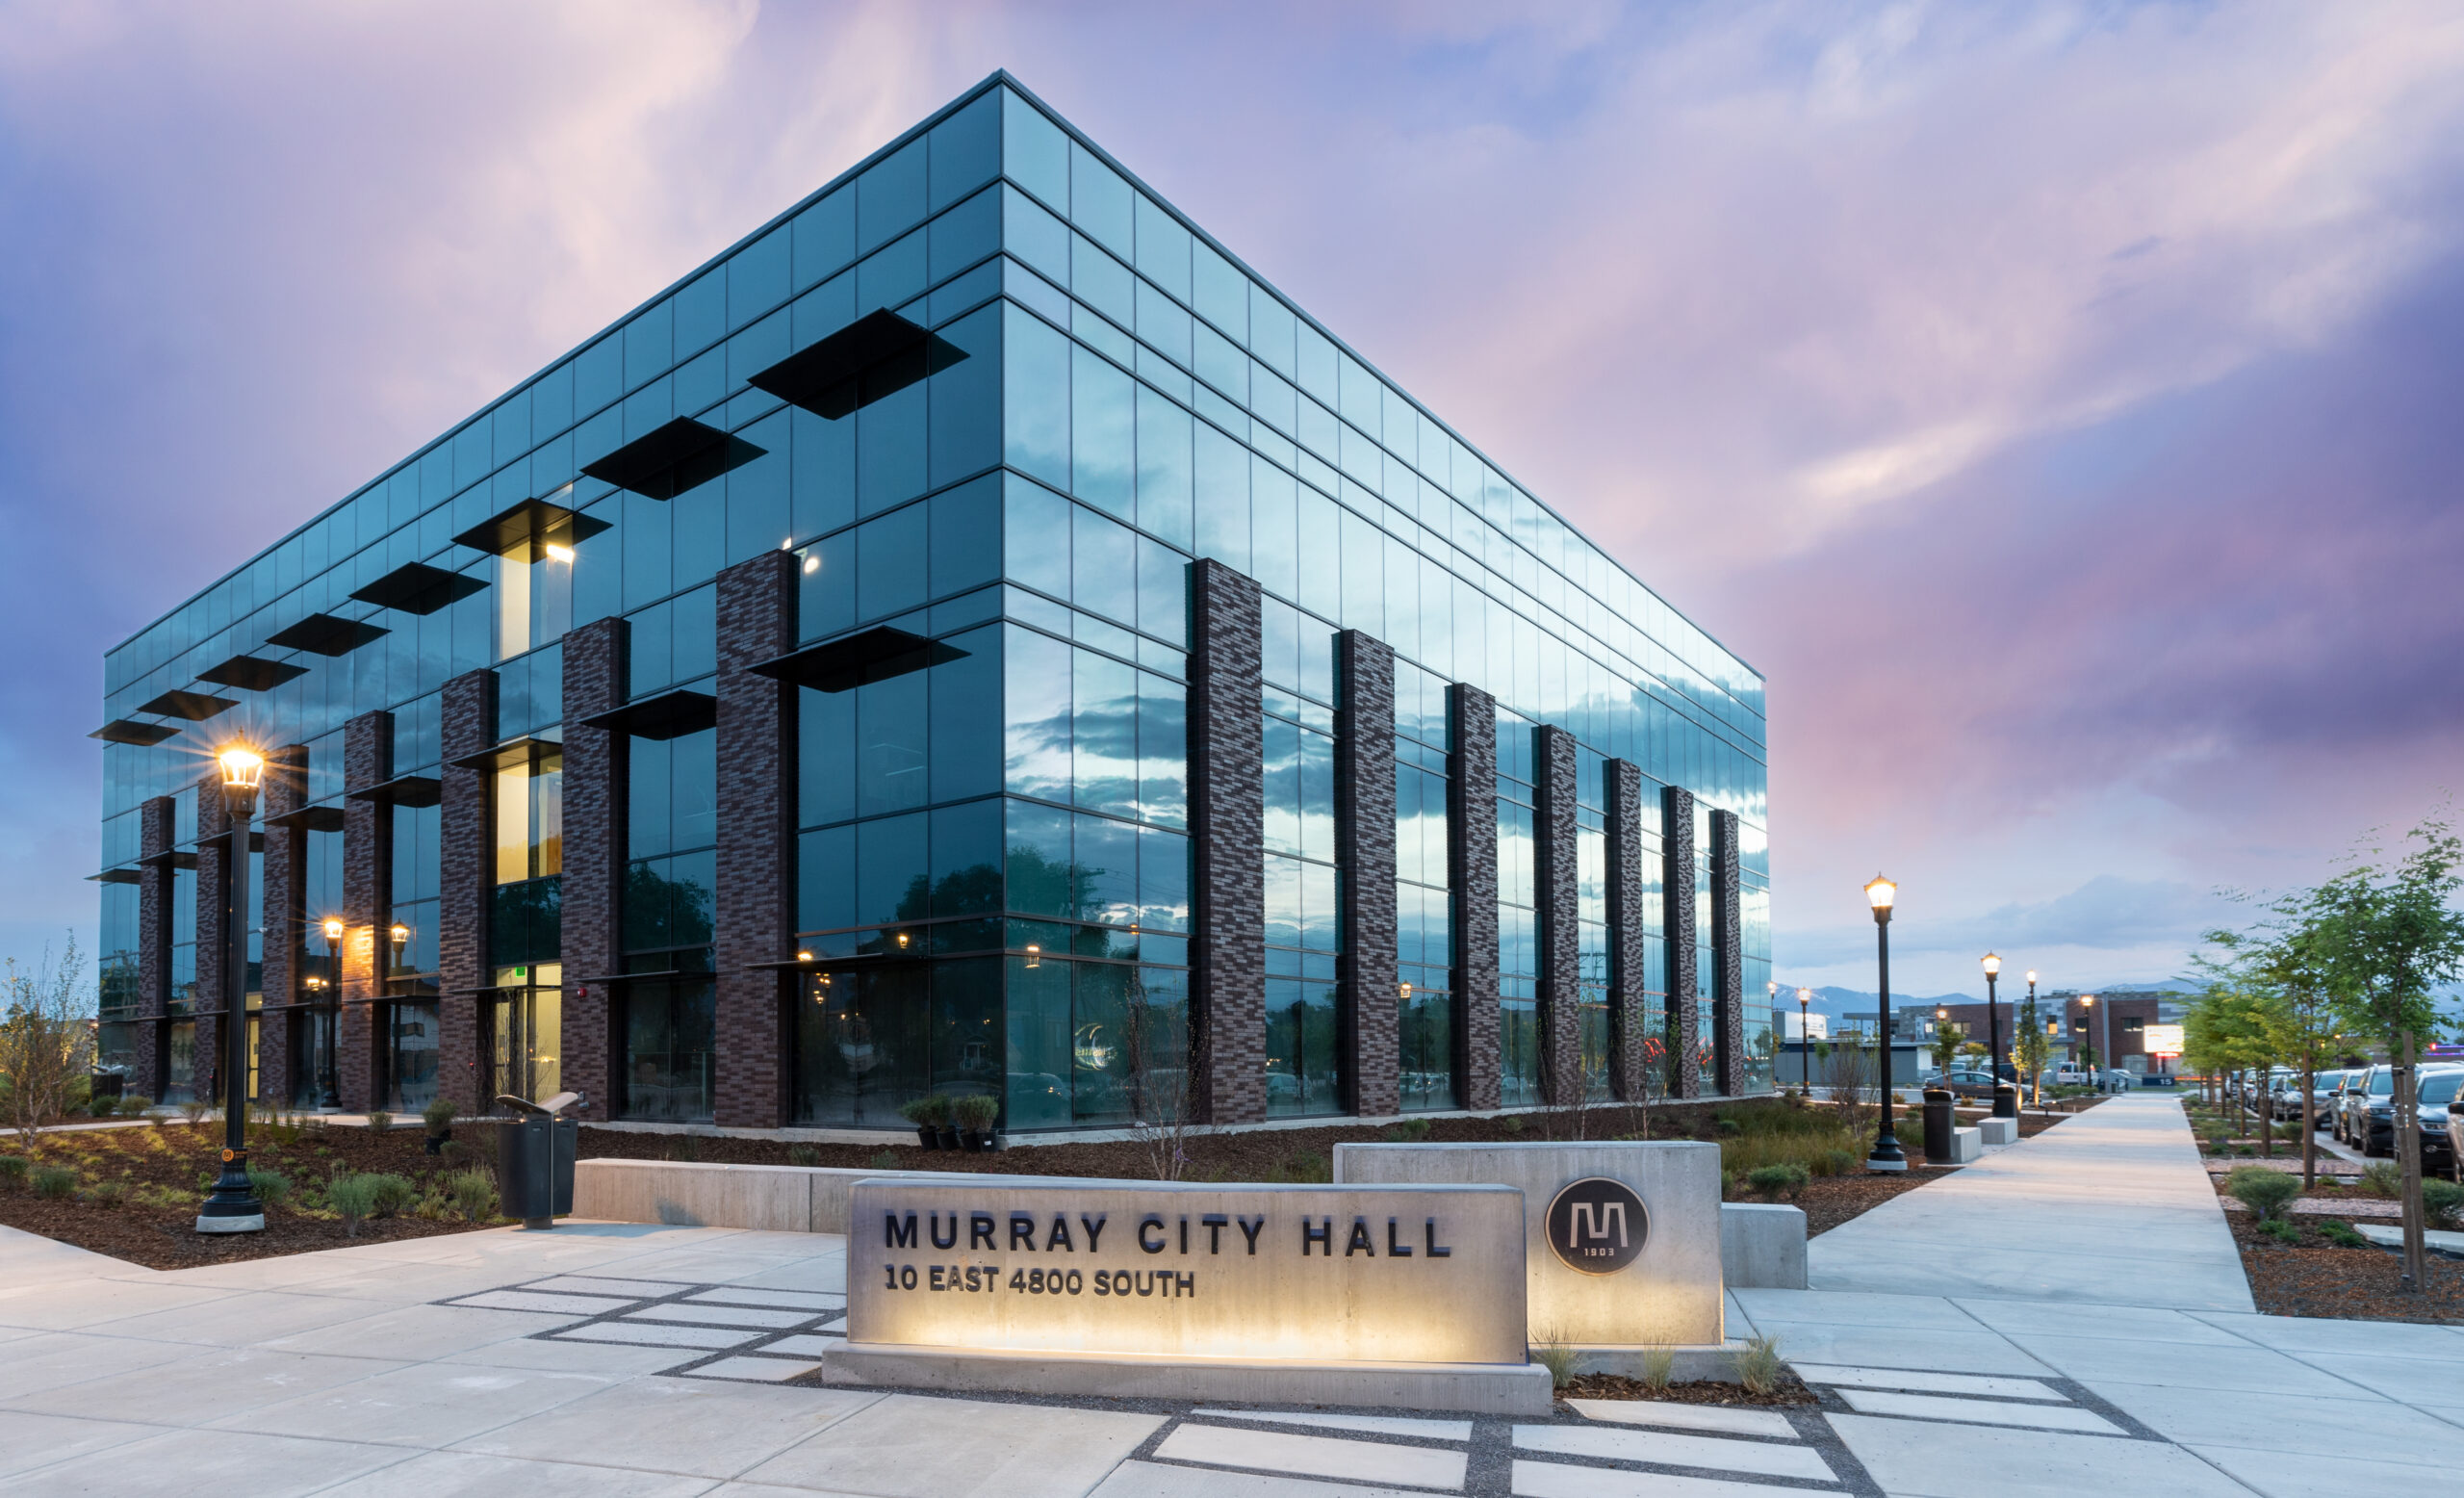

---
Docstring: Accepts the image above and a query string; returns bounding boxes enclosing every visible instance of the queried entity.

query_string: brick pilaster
[1662,784,1700,1098]
[439,668,499,1118]
[1448,684,1500,1111]
[1188,558,1265,1124]
[194,771,228,1103]
[715,551,796,1128]
[257,745,307,1107]
[136,796,173,1098]
[340,710,394,1110]
[560,616,629,1121]
[1710,807,1746,1098]
[1534,725,1582,1106]
[1605,758,1651,1102]
[1335,630,1398,1119]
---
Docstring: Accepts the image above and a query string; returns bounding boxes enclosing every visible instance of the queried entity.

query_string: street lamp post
[319,917,344,1110]
[1864,875,1906,1172]
[2023,969,2040,1108]
[197,747,267,1234]
[2080,994,2097,1089]
[1797,987,1812,1095]
[1983,952,2015,1119]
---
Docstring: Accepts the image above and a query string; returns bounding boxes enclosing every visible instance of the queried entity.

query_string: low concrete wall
[573,1159,980,1233]
[1718,1202,1807,1290]
[1943,1126,1983,1164]
[824,1343,1555,1415]
[1979,1117,2018,1148]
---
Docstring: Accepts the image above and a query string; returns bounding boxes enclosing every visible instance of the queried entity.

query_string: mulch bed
[2225,1210,2464,1323]
[1559,1372,1818,1407]
[0,1120,500,1270]
[1792,1169,1959,1236]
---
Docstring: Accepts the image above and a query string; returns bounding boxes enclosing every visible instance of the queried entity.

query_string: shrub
[952,1093,1001,1132]
[32,1164,77,1200]
[367,1174,418,1217]
[178,1099,211,1125]
[786,1145,821,1167]
[1733,1334,1784,1396]
[1820,1148,1860,1176]
[246,1168,293,1210]
[867,1149,902,1169]
[87,1094,118,1118]
[1530,1328,1578,1389]
[1639,1344,1677,1393]
[2224,1166,2300,1223]
[1380,1117,1431,1143]
[1500,1116,1524,1135]
[84,1180,126,1208]
[445,1169,499,1222]
[117,1094,153,1117]
[2423,1178,2464,1231]
[422,1097,457,1134]
[130,1183,191,1210]
[327,1173,379,1235]
[2318,1219,2371,1248]
[0,1155,27,1189]
[896,1095,950,1128]
[1747,1164,1810,1201]
[2258,1218,2300,1244]
[367,1111,393,1133]
[660,1134,701,1162]
[2359,1161,2402,1199]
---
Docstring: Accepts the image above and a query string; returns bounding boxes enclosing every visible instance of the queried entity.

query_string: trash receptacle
[497,1092,581,1230]
[1922,1088,1956,1162]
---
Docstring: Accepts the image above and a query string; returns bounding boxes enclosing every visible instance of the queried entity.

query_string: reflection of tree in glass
[622,863,711,950]
[490,877,563,965]
[893,861,1004,923]
[1004,842,1104,922]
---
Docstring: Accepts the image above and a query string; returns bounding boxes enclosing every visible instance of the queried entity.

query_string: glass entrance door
[486,964,563,1105]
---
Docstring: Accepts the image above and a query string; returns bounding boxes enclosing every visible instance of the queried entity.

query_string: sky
[3,1,2461,999]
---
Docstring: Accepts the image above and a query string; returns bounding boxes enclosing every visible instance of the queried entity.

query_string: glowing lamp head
[1864,873,1895,921]
[796,950,813,964]
[218,745,265,791]
[321,916,345,944]
[2026,969,2038,986]
[1797,987,1811,1003]
[1982,952,2001,977]
[803,555,820,575]
[1024,943,1040,969]
[1399,981,1413,1000]
[895,931,910,949]
[389,922,409,949]
[2081,993,2096,1008]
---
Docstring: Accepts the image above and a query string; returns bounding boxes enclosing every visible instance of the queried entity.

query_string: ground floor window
[289,1009,333,1110]
[796,958,1002,1128]
[1499,995,1540,1107]
[487,966,563,1105]
[1398,969,1455,1112]
[382,1001,440,1112]
[619,977,715,1123]
[1266,975,1342,1117]
[165,1020,197,1103]
[1579,993,1611,1101]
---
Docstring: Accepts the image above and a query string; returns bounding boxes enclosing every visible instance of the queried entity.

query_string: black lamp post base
[1991,1084,2020,1119]
[1864,1155,1909,1174]
[195,1203,266,1233]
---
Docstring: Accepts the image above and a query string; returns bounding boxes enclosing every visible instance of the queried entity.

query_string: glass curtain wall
[1495,710,1539,1106]
[1394,661,1455,1110]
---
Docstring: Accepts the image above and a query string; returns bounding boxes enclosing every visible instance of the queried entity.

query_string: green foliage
[2359,1160,2402,1199]
[1746,1163,1810,1201]
[2224,1165,2300,1222]
[660,1134,702,1162]
[897,1094,951,1127]
[87,1094,117,1118]
[1638,1344,1678,1392]
[1732,1334,1785,1395]
[2318,1219,2371,1248]
[1529,1329,1578,1388]
[1264,1149,1331,1184]
[367,1174,418,1216]
[1500,1116,1524,1135]
[422,1097,457,1133]
[786,1145,821,1167]
[178,1098,210,1125]
[366,1111,392,1133]
[867,1149,902,1169]
[117,1094,152,1117]
[2423,1178,2464,1230]
[1381,1118,1433,1143]
[83,1179,126,1207]
[0,1154,27,1189]
[130,1182,192,1210]
[444,1169,499,1222]
[951,1093,1001,1131]
[2258,1218,2301,1243]
[326,1173,379,1234]
[31,1164,76,1199]
[246,1168,293,1209]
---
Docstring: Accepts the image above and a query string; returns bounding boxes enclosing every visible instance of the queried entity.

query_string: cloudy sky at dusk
[3,1,2460,998]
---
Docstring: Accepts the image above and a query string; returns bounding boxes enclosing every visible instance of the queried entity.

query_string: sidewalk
[1810,1091,2254,1310]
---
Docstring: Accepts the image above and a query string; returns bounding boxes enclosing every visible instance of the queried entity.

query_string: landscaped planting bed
[2223,1209,2464,1324]
[0,1117,507,1270]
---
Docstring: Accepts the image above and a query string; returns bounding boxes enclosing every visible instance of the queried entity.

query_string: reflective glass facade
[95,76,1770,1128]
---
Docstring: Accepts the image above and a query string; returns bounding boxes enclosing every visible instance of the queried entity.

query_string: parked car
[2096,1069,2136,1094]
[2297,1069,2350,1126]
[2332,1069,2384,1146]
[1921,1068,2001,1099]
[2045,1063,2095,1089]
[2420,1069,2464,1173]
[2338,1065,2460,1157]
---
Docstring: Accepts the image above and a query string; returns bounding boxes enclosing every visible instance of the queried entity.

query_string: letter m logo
[886,1211,917,1249]
[1569,1201,1627,1248]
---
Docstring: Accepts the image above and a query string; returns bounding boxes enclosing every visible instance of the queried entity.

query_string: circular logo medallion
[1545,1176,1649,1275]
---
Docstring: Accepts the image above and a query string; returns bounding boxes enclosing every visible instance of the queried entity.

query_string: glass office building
[91,75,1771,1132]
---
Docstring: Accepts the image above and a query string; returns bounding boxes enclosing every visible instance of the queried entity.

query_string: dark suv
[2336,1066,2392,1150]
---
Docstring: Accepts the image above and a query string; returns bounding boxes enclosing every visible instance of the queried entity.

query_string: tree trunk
[2300,1056,2317,1193]
[2260,1066,2274,1157]
[2400,1030,2426,1292]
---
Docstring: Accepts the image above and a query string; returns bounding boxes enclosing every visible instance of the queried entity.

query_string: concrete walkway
[1810,1092,2255,1311]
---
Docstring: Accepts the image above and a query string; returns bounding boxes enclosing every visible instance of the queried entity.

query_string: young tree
[0,936,95,1144]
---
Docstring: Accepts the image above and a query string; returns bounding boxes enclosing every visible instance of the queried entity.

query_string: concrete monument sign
[1334,1141,1724,1346]
[826,1175,1550,1412]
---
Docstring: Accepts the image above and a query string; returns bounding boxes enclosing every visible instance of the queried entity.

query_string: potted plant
[422,1097,457,1155]
[897,1094,950,1149]
[952,1093,1000,1151]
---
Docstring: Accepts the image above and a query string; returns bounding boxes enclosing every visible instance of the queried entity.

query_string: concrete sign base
[821,1342,1554,1414]
[1334,1141,1725,1346]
